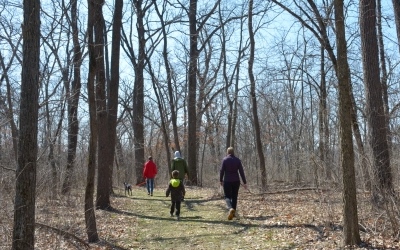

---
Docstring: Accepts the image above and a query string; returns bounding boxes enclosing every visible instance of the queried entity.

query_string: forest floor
[2,184,400,249]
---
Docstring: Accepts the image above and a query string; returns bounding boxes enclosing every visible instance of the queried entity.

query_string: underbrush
[1,184,399,249]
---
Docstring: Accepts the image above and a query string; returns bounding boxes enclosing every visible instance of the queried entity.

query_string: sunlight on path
[122,187,268,250]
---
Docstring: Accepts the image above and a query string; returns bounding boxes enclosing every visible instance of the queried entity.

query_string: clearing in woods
[26,185,400,249]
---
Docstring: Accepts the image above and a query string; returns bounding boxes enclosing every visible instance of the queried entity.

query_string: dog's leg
[129,185,132,196]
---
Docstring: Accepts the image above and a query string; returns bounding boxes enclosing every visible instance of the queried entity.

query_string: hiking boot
[228,208,235,220]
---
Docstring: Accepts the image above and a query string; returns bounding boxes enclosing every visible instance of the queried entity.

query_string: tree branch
[0,165,16,172]
[36,222,90,249]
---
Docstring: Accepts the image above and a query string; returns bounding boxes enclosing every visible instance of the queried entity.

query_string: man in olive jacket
[171,151,189,200]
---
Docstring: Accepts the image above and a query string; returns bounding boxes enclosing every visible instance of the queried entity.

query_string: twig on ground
[244,187,326,195]
[0,165,16,172]
[36,222,90,249]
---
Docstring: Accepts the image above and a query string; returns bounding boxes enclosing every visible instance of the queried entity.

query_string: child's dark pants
[170,201,181,216]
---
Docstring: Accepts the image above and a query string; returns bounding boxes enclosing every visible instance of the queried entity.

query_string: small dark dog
[124,182,132,196]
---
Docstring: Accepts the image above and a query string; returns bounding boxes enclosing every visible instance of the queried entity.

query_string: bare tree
[94,0,111,209]
[84,0,99,242]
[267,0,362,243]
[270,0,367,186]
[93,0,124,210]
[360,0,393,198]
[392,0,400,53]
[187,0,199,184]
[376,0,391,153]
[131,0,150,185]
[0,33,21,163]
[106,0,123,192]
[153,0,182,153]
[42,63,65,198]
[360,0,398,235]
[334,0,361,245]
[144,17,174,180]
[62,0,84,195]
[315,14,330,181]
[12,0,40,248]
[120,0,151,185]
[40,1,72,196]
[248,0,267,189]
[187,0,221,185]
[0,9,22,170]
[220,3,247,150]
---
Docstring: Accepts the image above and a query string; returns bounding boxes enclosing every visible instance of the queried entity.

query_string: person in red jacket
[143,156,158,196]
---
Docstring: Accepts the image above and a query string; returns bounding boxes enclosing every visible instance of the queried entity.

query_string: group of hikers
[141,147,247,221]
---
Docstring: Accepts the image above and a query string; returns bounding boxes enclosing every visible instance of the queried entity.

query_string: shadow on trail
[94,240,129,250]
[105,206,338,240]
[124,195,223,211]
[183,197,221,210]
[111,190,388,250]
[107,207,258,231]
[111,208,336,246]
[149,230,246,243]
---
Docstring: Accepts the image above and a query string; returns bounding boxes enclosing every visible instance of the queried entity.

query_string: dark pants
[170,201,182,216]
[180,179,185,200]
[146,178,154,194]
[223,181,241,210]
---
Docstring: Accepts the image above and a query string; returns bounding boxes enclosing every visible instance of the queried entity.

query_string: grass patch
[119,186,266,249]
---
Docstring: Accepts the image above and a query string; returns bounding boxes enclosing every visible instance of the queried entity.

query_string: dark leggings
[170,201,182,216]
[223,181,240,210]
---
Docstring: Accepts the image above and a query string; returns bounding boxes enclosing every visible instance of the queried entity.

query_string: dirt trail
[113,186,267,249]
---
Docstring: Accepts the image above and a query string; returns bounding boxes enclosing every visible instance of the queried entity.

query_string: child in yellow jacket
[166,170,186,220]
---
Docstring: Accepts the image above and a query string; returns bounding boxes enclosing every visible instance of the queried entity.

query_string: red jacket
[143,160,158,178]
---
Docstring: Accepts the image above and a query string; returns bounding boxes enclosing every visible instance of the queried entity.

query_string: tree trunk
[115,137,129,180]
[248,0,267,189]
[12,0,40,248]
[94,0,111,209]
[45,83,64,198]
[187,0,198,185]
[153,1,175,166]
[153,2,181,153]
[334,0,361,246]
[146,4,173,182]
[351,92,370,191]
[103,0,123,194]
[392,0,400,53]
[221,6,244,150]
[359,0,393,197]
[377,0,391,154]
[133,0,145,185]
[84,0,99,241]
[62,0,83,195]
[318,45,331,181]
